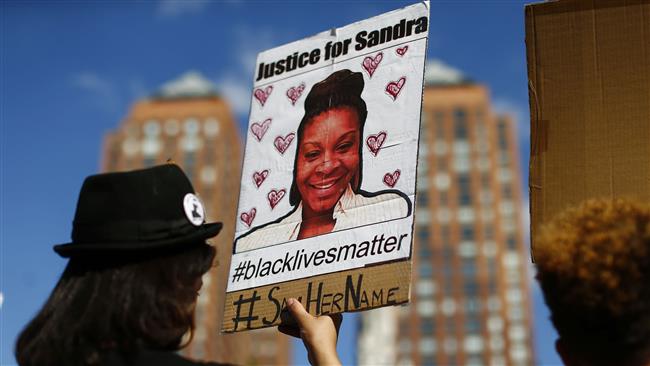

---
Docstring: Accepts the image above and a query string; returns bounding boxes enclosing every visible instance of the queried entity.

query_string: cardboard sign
[525,0,650,258]
[223,2,430,332]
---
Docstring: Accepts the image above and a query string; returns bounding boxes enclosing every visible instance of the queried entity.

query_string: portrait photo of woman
[235,69,412,253]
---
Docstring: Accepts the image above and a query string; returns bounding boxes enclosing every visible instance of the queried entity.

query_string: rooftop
[152,71,219,99]
[424,59,472,86]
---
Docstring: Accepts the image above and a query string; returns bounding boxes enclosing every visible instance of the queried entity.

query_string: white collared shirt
[235,185,409,253]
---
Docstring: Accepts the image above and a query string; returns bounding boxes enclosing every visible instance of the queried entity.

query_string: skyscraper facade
[101,72,290,365]
[358,61,534,366]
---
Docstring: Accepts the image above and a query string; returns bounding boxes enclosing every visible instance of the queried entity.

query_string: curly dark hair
[289,69,368,206]
[15,242,216,366]
[534,198,650,365]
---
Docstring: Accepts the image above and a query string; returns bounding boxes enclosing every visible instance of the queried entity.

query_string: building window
[464,297,481,314]
[435,111,445,137]
[461,225,475,241]
[418,226,431,242]
[416,280,436,297]
[502,185,513,199]
[204,118,220,137]
[488,316,504,333]
[200,166,217,185]
[419,243,432,260]
[457,173,472,205]
[434,173,450,190]
[419,262,433,278]
[464,280,479,295]
[441,298,456,316]
[184,117,200,135]
[144,119,161,136]
[464,334,484,353]
[417,191,429,207]
[420,318,435,335]
[464,316,482,333]
[497,119,508,150]
[462,258,477,277]
[417,300,436,317]
[184,152,195,181]
[507,235,517,250]
[437,208,451,224]
[454,108,468,140]
[487,296,502,312]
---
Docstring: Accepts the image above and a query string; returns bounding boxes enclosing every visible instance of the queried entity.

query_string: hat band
[72,218,196,244]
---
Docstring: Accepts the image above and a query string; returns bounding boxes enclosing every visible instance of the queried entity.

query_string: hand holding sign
[278,298,342,366]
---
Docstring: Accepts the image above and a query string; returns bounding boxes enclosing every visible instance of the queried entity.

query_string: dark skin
[295,107,360,240]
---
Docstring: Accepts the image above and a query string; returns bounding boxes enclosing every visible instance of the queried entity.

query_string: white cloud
[156,0,210,19]
[70,72,120,112]
[71,72,114,97]
[216,73,252,118]
[0,291,3,309]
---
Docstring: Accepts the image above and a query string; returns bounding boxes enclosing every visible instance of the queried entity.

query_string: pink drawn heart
[366,131,387,156]
[362,52,383,77]
[252,170,269,188]
[286,82,306,106]
[250,118,272,141]
[240,208,256,227]
[383,169,401,188]
[267,189,286,209]
[396,45,409,56]
[274,132,295,154]
[385,76,406,101]
[253,85,273,106]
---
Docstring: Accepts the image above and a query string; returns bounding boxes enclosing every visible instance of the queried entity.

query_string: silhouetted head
[535,198,650,366]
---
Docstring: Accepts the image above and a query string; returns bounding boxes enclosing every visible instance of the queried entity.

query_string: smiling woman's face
[296,106,360,217]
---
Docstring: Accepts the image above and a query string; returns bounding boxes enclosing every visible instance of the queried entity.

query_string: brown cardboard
[526,0,650,257]
[222,260,411,332]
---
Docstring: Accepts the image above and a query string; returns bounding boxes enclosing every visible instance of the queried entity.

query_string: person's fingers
[329,313,343,331]
[286,298,313,328]
[278,325,301,338]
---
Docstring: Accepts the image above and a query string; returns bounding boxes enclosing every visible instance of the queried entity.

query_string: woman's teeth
[313,181,336,189]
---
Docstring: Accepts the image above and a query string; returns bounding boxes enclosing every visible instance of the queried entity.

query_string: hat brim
[53,222,223,258]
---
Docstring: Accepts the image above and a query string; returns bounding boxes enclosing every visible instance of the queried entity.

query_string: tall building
[101,72,290,365]
[358,61,534,366]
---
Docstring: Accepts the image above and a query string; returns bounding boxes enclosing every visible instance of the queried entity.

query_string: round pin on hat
[184,193,206,226]
[53,164,222,257]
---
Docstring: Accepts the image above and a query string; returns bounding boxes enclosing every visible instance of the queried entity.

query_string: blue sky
[1,1,560,365]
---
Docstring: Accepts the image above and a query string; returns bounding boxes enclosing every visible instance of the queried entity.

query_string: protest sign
[223,2,430,332]
[525,0,650,257]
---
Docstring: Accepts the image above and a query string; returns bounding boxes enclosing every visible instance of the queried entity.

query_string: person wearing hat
[15,164,342,366]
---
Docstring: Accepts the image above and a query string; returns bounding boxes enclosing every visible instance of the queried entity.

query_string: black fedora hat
[53,164,222,257]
